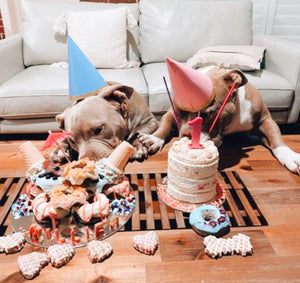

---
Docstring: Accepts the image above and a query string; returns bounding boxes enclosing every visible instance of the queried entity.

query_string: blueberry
[52,176,58,180]
[54,166,60,171]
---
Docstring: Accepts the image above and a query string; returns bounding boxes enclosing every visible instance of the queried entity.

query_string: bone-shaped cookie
[204,233,253,259]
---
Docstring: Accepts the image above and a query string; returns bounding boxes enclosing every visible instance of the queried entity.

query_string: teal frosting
[34,176,63,193]
[189,204,230,234]
[95,159,122,193]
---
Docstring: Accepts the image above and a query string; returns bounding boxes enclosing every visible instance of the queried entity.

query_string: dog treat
[49,183,88,210]
[167,137,219,204]
[47,243,75,268]
[105,141,134,173]
[0,232,25,254]
[19,141,45,171]
[232,233,253,256]
[204,233,253,259]
[32,193,59,222]
[133,231,159,255]
[87,240,113,263]
[63,158,98,185]
[74,193,110,223]
[18,252,49,280]
[189,205,230,237]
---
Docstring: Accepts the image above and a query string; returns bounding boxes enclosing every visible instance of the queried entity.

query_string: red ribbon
[209,84,236,134]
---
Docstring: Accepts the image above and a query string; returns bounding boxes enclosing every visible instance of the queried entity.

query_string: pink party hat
[166,57,215,112]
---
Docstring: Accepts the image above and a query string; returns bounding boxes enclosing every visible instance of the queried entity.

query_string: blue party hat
[68,35,106,100]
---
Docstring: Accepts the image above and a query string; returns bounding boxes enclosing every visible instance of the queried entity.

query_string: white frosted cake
[167,137,219,204]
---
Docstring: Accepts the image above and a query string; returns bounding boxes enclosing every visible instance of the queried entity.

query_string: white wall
[252,0,300,43]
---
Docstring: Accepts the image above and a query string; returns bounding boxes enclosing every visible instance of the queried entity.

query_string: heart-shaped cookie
[133,231,159,255]
[0,232,25,254]
[18,252,49,279]
[48,243,75,268]
[87,240,113,263]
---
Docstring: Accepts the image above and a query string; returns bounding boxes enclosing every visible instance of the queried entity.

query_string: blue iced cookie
[189,205,230,237]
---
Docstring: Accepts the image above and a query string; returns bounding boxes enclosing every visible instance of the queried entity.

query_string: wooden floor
[0,135,299,282]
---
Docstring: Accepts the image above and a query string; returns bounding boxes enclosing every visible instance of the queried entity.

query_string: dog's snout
[78,142,113,161]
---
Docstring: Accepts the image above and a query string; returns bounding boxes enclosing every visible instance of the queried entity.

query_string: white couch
[0,0,299,134]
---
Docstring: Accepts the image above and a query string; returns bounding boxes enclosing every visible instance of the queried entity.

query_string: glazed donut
[189,205,230,237]
[63,158,98,185]
[74,193,110,223]
[32,193,58,222]
[49,184,88,211]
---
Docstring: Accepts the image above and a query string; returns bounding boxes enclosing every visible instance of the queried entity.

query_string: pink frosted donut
[32,193,58,222]
[74,193,110,223]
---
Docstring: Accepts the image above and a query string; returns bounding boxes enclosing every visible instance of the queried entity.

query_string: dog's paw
[130,139,149,162]
[138,134,164,155]
[273,146,300,174]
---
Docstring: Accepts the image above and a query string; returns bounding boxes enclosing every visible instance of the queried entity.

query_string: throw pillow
[55,8,139,68]
[187,45,266,71]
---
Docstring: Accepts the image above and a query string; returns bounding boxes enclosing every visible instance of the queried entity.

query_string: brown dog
[139,66,300,173]
[53,82,158,161]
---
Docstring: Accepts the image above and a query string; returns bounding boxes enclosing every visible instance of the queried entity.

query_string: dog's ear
[56,113,65,130]
[100,83,134,100]
[222,69,248,88]
[100,84,134,118]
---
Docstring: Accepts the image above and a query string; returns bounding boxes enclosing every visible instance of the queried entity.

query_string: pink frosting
[170,137,218,164]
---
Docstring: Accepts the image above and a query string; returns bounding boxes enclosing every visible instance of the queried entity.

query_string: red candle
[187,117,203,149]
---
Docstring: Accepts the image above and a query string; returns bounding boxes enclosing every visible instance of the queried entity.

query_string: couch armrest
[0,34,25,85]
[252,34,300,123]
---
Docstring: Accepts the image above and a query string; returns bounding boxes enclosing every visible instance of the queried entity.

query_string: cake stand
[10,188,135,248]
[157,177,225,213]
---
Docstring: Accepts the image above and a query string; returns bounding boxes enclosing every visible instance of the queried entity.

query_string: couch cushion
[0,118,60,134]
[143,63,295,114]
[20,0,140,66]
[139,0,253,63]
[0,65,148,119]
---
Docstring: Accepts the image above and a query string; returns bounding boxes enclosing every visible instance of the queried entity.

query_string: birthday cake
[167,137,219,204]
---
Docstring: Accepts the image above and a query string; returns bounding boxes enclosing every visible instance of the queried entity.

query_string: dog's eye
[94,126,103,135]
